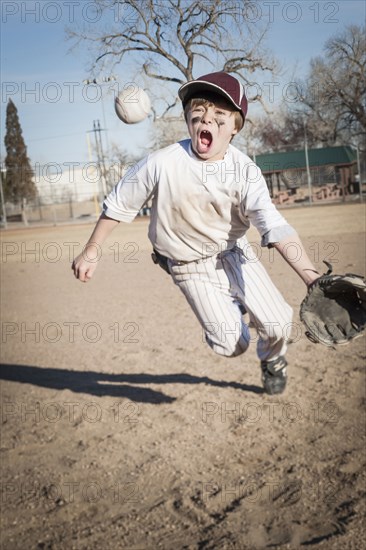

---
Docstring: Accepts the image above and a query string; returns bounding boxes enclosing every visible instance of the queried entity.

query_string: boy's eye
[215,110,228,118]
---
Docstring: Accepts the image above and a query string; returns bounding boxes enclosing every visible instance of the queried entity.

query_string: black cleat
[261,356,288,395]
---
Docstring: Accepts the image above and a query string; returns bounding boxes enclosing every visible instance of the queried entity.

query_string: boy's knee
[203,322,250,357]
[207,336,249,357]
[263,317,293,347]
[265,324,287,346]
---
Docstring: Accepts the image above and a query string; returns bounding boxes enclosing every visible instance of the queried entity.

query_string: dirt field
[1,202,365,550]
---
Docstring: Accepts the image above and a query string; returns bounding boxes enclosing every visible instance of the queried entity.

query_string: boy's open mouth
[199,129,213,152]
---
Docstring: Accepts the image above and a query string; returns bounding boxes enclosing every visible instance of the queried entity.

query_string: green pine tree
[4,99,36,204]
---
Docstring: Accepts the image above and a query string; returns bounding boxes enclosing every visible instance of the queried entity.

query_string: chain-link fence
[1,192,99,226]
[0,194,152,228]
[0,160,153,227]
[0,163,363,229]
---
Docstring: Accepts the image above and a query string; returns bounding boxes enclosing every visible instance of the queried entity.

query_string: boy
[72,72,320,395]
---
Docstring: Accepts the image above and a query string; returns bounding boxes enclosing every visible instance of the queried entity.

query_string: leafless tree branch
[67,0,277,120]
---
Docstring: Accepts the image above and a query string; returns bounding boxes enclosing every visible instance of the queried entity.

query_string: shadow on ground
[0,363,263,404]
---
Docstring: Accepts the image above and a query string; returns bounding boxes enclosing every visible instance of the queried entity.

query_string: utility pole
[83,75,117,184]
[0,163,7,229]
[356,145,363,204]
[83,75,118,198]
[89,120,108,198]
[303,118,313,204]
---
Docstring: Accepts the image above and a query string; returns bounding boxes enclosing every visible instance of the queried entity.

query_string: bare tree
[247,108,306,154]
[250,25,366,156]
[148,115,187,149]
[107,142,140,186]
[68,0,277,119]
[298,25,366,150]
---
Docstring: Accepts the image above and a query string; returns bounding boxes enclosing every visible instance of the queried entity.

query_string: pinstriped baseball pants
[168,237,293,362]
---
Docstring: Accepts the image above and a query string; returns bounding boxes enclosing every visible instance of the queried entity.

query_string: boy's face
[186,97,239,161]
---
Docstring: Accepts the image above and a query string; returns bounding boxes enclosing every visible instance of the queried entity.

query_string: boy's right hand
[71,244,101,282]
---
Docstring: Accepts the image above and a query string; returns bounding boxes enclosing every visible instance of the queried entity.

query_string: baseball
[114,85,151,124]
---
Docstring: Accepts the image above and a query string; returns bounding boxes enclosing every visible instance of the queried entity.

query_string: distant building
[255,146,359,205]
[34,161,127,204]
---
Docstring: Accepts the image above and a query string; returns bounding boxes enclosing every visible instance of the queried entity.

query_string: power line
[28,132,86,142]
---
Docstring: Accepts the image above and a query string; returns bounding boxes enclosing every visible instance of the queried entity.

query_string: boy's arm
[273,232,320,287]
[72,213,120,282]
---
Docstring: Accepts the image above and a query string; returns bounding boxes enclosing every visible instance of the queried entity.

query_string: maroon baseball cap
[178,72,248,122]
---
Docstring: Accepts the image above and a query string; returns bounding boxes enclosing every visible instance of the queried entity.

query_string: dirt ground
[1,202,365,550]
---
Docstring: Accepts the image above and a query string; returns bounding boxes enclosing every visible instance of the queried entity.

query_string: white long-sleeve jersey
[103,139,294,262]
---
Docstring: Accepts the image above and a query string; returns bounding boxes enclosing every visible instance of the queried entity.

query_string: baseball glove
[300,261,366,347]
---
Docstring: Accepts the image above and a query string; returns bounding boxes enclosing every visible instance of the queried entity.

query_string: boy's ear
[230,128,238,143]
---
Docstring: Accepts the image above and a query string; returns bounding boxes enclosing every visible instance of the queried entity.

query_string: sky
[1,0,365,171]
